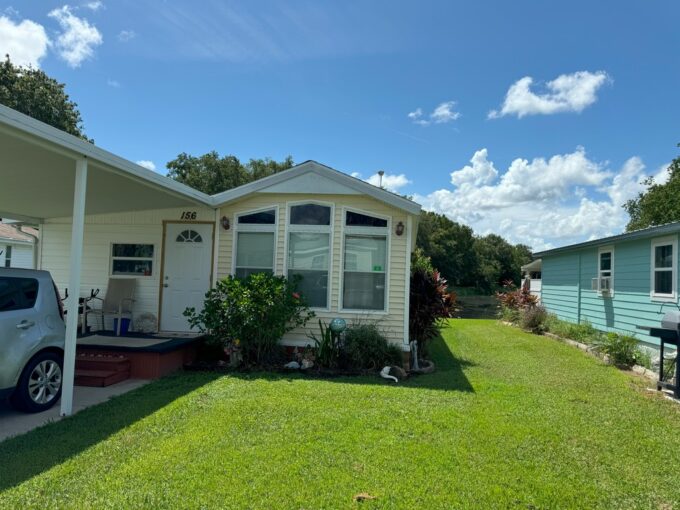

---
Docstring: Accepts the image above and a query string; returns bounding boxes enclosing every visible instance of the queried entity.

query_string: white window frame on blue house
[650,236,677,302]
[597,245,614,297]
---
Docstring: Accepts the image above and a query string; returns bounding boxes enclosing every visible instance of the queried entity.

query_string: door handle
[16,320,35,330]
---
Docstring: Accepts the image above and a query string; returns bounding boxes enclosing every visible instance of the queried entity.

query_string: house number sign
[180,211,198,220]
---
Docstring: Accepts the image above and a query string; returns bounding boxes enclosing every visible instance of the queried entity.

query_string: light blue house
[533,222,680,348]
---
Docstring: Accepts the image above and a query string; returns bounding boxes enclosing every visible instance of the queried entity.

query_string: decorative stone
[284,361,300,369]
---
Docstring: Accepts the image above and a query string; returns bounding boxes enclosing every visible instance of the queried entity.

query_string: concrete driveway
[0,379,149,442]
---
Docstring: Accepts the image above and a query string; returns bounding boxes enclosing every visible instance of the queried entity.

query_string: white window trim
[650,235,678,302]
[109,242,156,278]
[597,245,614,297]
[339,206,391,314]
[284,200,334,312]
[231,205,279,277]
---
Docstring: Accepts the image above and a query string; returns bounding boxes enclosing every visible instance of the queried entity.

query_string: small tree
[409,249,456,355]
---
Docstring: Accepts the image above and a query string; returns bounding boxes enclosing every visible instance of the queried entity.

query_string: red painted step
[74,368,131,387]
[75,353,130,372]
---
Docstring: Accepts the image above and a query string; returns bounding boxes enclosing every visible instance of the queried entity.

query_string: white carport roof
[0,104,212,223]
[0,104,215,418]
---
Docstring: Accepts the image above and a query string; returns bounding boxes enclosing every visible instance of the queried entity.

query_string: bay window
[651,237,677,300]
[342,210,389,311]
[234,208,277,278]
[287,203,332,309]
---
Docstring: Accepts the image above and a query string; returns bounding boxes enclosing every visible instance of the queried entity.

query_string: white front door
[161,223,214,332]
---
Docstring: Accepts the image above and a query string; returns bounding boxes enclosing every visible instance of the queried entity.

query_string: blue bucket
[113,318,131,335]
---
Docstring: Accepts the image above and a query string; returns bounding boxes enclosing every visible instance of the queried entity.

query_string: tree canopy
[166,152,295,195]
[416,211,532,291]
[0,55,87,139]
[624,152,680,231]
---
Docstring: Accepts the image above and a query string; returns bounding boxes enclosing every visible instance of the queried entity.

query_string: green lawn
[1,319,679,509]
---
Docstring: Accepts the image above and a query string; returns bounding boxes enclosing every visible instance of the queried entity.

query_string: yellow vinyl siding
[218,193,412,348]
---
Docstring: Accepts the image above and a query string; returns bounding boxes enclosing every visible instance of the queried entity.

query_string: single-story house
[533,222,680,347]
[39,160,420,346]
[0,223,37,268]
[0,103,421,417]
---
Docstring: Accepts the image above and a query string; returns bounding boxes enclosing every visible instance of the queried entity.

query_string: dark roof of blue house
[533,221,680,258]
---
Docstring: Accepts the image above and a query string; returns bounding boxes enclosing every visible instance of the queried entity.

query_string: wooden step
[75,353,130,372]
[74,368,131,387]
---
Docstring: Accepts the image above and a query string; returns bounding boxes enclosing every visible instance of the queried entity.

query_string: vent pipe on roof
[378,170,385,188]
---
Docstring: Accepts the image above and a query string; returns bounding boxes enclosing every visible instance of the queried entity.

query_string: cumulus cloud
[0,15,50,67]
[84,1,104,11]
[408,101,460,126]
[489,71,610,119]
[117,29,135,42]
[414,148,656,251]
[136,160,157,171]
[351,171,411,193]
[48,5,103,67]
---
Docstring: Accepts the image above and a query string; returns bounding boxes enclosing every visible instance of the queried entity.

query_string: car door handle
[16,320,35,330]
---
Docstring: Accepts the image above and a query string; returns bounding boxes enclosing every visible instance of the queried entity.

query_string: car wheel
[10,352,63,413]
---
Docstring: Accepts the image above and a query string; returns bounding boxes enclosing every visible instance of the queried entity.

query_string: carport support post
[60,158,88,417]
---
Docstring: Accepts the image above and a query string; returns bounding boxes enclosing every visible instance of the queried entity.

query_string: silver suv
[0,268,65,413]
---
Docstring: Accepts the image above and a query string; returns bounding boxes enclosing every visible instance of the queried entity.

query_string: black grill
[639,312,679,398]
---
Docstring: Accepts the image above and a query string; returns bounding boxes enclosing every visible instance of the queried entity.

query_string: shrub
[544,315,600,344]
[592,332,643,368]
[184,273,314,365]
[520,305,548,334]
[496,280,538,324]
[307,320,342,369]
[343,323,402,370]
[409,249,457,355]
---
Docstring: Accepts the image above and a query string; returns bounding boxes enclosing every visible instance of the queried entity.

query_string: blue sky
[1,1,679,249]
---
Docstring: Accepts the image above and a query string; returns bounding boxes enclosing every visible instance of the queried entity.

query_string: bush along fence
[183,251,456,380]
[496,281,669,384]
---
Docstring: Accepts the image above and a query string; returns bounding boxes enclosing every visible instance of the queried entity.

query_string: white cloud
[48,5,102,68]
[117,29,135,42]
[0,15,50,67]
[84,1,104,11]
[489,71,610,119]
[414,148,655,251]
[107,78,120,87]
[136,160,157,171]
[408,101,460,126]
[352,171,411,193]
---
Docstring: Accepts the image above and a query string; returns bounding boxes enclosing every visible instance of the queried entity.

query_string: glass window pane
[346,211,388,228]
[599,252,611,271]
[236,232,274,269]
[655,245,673,269]
[289,270,328,308]
[112,244,154,258]
[18,278,38,307]
[235,268,273,279]
[238,209,276,225]
[343,273,386,310]
[0,278,20,311]
[112,259,153,276]
[290,204,331,225]
[655,271,673,295]
[288,233,329,270]
[344,236,386,272]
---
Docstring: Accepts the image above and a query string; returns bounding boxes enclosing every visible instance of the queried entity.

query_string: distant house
[533,222,680,347]
[0,223,37,268]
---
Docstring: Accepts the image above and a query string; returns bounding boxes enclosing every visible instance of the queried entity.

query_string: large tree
[166,152,294,195]
[624,152,680,231]
[0,56,87,139]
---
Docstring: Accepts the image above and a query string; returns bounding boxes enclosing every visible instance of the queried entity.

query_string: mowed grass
[1,319,680,509]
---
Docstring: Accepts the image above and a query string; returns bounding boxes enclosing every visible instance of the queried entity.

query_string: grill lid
[661,310,680,330]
